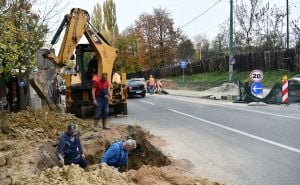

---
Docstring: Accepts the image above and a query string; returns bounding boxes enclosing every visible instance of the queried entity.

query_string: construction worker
[56,124,87,168]
[149,75,155,95]
[101,139,136,171]
[92,73,110,131]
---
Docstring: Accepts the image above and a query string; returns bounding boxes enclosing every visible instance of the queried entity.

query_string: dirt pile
[16,164,131,185]
[127,165,218,185]
[0,110,223,185]
[16,164,218,185]
[0,110,86,140]
[204,83,238,93]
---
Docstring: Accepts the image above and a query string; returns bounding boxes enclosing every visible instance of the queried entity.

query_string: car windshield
[128,80,143,86]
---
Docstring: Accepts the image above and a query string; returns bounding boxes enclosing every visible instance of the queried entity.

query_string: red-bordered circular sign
[250,70,264,82]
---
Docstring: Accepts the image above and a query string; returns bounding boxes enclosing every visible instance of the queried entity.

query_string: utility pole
[286,0,289,49]
[229,0,234,81]
[19,0,30,110]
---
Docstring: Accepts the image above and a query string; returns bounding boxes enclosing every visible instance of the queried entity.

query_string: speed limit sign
[250,70,264,82]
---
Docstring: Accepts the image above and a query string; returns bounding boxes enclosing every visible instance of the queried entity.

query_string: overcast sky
[33,0,300,44]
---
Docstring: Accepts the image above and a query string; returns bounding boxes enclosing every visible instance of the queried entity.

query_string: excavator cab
[30,8,127,116]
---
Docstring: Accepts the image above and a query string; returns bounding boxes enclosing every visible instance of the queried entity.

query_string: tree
[91,3,102,31]
[255,3,286,50]
[177,35,195,61]
[211,21,229,56]
[135,8,179,69]
[236,0,261,50]
[102,0,118,45]
[291,18,300,47]
[194,34,210,60]
[0,0,48,79]
[0,0,63,109]
[115,27,140,73]
[91,0,119,45]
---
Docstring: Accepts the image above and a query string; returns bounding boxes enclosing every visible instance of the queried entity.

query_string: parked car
[288,74,300,103]
[290,74,300,82]
[126,79,146,98]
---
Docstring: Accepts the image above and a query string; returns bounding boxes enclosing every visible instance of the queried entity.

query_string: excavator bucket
[29,68,57,104]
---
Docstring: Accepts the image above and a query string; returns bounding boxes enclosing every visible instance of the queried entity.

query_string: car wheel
[141,93,146,98]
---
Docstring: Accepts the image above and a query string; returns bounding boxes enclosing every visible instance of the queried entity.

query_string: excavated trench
[85,125,171,170]
[37,125,171,171]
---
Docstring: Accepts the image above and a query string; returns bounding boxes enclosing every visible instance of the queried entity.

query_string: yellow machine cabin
[30,8,127,116]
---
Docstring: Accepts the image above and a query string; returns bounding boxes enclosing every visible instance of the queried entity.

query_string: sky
[32,0,300,44]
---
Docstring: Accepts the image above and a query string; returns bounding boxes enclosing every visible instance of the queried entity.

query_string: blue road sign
[251,82,263,95]
[180,60,188,69]
[19,80,26,87]
[229,57,236,65]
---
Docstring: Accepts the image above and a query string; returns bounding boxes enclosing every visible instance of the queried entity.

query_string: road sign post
[251,82,264,96]
[180,60,188,82]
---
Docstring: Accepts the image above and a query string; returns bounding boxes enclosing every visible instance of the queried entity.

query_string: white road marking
[163,95,300,120]
[140,100,155,106]
[169,109,300,154]
[214,104,300,120]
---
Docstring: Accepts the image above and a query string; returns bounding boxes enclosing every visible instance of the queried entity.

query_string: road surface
[111,94,300,185]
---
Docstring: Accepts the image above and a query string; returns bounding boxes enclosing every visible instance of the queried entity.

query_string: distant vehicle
[290,74,300,82]
[288,74,300,103]
[126,79,146,98]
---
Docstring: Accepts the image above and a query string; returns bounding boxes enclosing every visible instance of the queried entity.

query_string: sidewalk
[165,84,271,100]
[165,89,239,100]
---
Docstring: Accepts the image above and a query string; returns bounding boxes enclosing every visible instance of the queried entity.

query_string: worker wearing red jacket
[92,73,110,132]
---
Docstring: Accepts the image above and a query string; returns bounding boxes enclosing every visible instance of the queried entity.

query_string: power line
[181,0,223,29]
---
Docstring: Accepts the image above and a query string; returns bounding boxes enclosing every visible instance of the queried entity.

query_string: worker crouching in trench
[56,124,88,169]
[92,72,110,132]
[101,139,137,172]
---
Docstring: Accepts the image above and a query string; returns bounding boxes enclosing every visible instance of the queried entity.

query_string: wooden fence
[128,48,300,79]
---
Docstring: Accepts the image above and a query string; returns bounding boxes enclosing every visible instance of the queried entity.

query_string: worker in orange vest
[149,75,155,95]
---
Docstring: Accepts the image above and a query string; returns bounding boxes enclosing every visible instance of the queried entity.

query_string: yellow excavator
[30,8,127,117]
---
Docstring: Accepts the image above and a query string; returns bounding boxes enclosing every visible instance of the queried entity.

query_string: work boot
[102,119,110,130]
[93,119,99,132]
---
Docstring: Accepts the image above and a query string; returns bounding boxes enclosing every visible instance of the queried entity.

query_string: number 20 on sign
[250,70,264,82]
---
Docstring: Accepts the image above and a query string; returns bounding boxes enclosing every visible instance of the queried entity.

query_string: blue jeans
[149,85,154,94]
[94,95,109,120]
[65,157,88,169]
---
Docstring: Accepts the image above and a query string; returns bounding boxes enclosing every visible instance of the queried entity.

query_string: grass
[169,70,300,88]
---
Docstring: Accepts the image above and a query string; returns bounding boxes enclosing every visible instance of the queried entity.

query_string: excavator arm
[30,8,118,108]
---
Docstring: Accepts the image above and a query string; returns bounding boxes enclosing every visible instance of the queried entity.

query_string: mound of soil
[0,110,86,140]
[16,165,131,185]
[127,165,218,185]
[0,110,223,185]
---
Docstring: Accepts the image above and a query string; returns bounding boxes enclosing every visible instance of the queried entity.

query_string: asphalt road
[112,94,300,185]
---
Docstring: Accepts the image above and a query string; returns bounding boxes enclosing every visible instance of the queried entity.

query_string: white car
[288,74,300,103]
[290,74,300,82]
